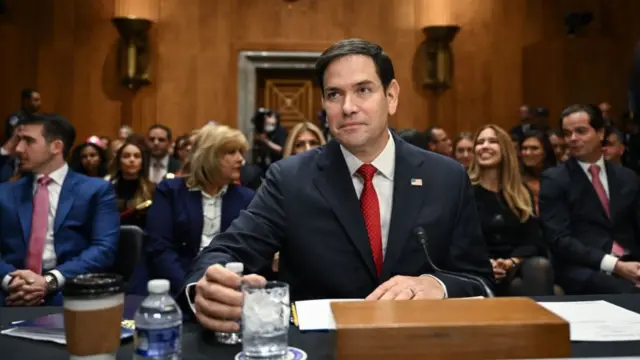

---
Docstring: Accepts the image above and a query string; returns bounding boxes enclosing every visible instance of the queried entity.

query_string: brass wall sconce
[422,25,460,93]
[112,17,153,91]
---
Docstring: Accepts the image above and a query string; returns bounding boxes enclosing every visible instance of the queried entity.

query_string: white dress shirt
[339,135,395,258]
[196,186,227,251]
[340,133,447,297]
[149,155,169,183]
[1,163,68,291]
[576,156,618,273]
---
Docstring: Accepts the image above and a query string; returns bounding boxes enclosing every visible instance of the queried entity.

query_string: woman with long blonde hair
[283,121,327,157]
[468,125,554,296]
[145,124,256,295]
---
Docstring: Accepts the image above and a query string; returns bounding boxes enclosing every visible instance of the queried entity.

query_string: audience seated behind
[182,39,494,334]
[540,104,640,295]
[145,124,255,295]
[0,114,119,306]
[69,142,109,179]
[146,125,182,184]
[109,140,155,229]
[519,130,557,214]
[469,125,555,296]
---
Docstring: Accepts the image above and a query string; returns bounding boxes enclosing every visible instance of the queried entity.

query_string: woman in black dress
[108,140,155,228]
[468,125,555,296]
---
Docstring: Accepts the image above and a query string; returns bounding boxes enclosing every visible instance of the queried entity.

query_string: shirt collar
[35,163,69,186]
[154,155,169,168]
[577,156,606,173]
[339,131,395,180]
[191,184,229,199]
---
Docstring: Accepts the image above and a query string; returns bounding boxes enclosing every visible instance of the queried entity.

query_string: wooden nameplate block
[331,297,570,360]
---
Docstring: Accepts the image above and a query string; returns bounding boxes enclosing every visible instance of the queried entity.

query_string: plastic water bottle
[215,262,244,344]
[134,279,182,360]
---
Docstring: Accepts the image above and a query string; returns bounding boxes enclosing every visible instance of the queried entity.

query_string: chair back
[113,225,144,282]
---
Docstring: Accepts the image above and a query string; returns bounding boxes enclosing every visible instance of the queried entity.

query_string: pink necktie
[588,165,625,256]
[25,176,51,274]
[358,164,383,277]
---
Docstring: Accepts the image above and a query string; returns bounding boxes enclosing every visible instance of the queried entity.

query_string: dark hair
[520,130,557,177]
[453,132,474,150]
[315,38,395,94]
[125,133,149,153]
[21,88,38,102]
[424,126,443,145]
[251,108,280,134]
[396,129,428,149]
[560,104,605,131]
[114,140,151,180]
[69,142,108,177]
[148,124,172,141]
[546,129,564,138]
[174,134,189,151]
[18,113,76,158]
[603,125,624,145]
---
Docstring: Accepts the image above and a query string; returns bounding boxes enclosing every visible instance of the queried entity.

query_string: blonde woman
[283,121,327,157]
[145,124,255,295]
[469,125,554,296]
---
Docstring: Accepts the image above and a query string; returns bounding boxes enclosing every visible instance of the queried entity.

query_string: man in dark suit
[0,114,120,306]
[147,124,181,183]
[185,39,493,332]
[540,104,640,295]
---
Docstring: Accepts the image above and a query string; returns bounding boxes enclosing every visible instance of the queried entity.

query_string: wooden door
[256,68,323,131]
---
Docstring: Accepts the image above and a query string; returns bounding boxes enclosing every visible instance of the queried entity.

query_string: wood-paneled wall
[1,0,639,143]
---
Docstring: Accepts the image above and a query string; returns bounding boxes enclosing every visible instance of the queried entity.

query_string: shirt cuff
[185,282,197,314]
[48,270,66,289]
[0,147,8,156]
[600,254,618,274]
[424,274,448,299]
[2,274,12,292]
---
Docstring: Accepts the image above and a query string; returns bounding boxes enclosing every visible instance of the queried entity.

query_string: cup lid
[63,273,124,298]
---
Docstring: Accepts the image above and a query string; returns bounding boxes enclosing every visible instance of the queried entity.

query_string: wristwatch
[44,273,59,294]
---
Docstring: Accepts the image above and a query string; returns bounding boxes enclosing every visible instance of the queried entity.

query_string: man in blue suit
[0,114,119,306]
[0,131,20,182]
[184,39,493,332]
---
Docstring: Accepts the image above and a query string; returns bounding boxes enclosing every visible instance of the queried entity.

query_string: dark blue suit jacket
[0,169,120,304]
[184,134,494,301]
[0,154,16,183]
[146,178,255,295]
[540,158,640,293]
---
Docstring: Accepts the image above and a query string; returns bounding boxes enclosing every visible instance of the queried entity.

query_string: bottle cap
[225,262,244,274]
[148,279,170,294]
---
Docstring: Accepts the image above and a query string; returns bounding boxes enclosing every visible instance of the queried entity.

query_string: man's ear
[50,139,65,156]
[386,79,400,116]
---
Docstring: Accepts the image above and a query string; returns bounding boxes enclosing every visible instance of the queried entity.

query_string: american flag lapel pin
[411,178,423,186]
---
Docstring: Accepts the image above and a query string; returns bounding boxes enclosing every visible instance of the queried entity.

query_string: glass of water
[241,281,290,358]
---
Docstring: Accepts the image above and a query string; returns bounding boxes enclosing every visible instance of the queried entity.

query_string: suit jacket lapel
[185,188,204,251]
[313,141,377,281]
[54,172,77,233]
[605,162,621,222]
[567,158,610,224]
[16,176,34,244]
[381,138,427,280]
[220,187,234,231]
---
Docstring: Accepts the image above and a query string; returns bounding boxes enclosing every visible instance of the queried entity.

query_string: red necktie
[25,176,51,274]
[589,165,624,256]
[357,164,383,277]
